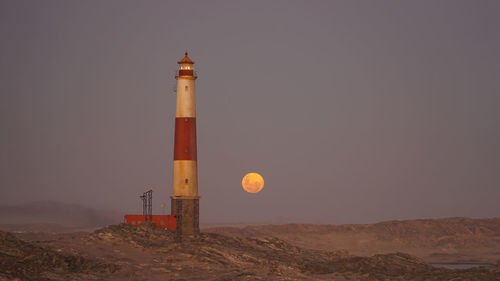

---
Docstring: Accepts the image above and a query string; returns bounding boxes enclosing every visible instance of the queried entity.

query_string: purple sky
[1,0,499,224]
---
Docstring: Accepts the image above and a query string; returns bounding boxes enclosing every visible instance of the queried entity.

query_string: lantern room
[177,52,196,77]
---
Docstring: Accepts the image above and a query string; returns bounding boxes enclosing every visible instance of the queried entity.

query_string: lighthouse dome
[178,52,194,64]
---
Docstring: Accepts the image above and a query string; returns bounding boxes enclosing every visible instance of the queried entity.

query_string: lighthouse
[171,52,199,235]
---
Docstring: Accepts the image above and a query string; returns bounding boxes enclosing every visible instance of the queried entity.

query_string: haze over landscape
[1,1,500,280]
[1,0,499,225]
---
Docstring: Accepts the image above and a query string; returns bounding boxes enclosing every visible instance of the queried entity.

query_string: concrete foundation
[171,197,199,236]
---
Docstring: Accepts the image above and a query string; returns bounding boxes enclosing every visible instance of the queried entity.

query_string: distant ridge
[0,201,121,232]
[204,217,500,263]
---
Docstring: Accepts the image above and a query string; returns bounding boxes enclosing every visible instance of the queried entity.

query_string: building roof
[178,52,194,64]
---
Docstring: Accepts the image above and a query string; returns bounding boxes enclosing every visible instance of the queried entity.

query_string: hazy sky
[1,0,499,224]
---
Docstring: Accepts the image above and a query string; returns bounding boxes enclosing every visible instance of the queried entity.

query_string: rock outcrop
[0,230,117,281]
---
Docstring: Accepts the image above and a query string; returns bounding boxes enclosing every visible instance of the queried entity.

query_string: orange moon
[242,173,264,193]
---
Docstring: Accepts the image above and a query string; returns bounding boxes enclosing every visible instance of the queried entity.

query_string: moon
[242,173,264,193]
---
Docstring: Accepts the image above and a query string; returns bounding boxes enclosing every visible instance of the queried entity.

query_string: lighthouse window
[185,85,189,91]
[185,178,189,184]
[185,148,188,153]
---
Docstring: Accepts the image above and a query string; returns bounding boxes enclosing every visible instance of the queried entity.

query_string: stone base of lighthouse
[171,197,199,236]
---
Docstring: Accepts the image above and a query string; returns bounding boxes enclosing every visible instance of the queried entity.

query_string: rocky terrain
[1,223,500,280]
[205,217,500,263]
[0,230,117,281]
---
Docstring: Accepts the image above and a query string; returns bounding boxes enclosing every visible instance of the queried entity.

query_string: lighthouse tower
[171,52,199,235]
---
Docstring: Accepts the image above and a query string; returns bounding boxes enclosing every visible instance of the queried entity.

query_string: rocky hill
[204,217,500,263]
[1,223,500,280]
[0,230,117,281]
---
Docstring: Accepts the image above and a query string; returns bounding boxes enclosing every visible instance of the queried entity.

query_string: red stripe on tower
[174,117,197,160]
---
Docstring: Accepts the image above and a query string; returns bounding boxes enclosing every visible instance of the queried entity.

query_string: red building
[124,215,176,230]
